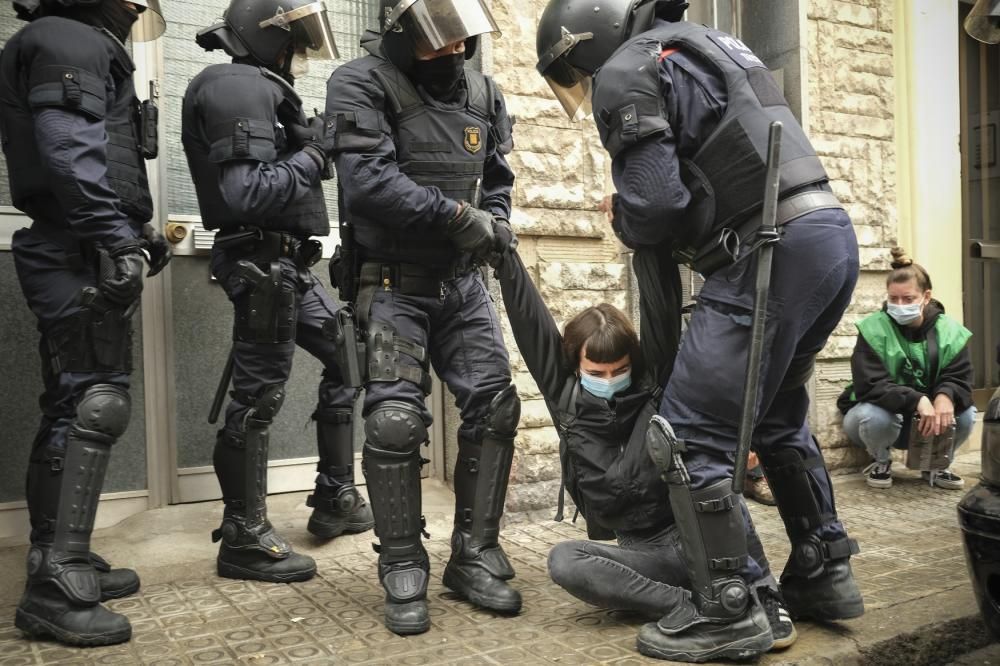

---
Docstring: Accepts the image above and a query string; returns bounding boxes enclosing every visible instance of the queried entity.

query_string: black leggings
[547,523,776,618]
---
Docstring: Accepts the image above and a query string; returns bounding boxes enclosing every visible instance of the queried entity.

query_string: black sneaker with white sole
[922,469,964,490]
[758,587,797,650]
[864,461,892,489]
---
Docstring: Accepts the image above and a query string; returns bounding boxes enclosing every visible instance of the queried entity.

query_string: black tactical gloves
[102,246,146,306]
[447,203,496,259]
[488,217,518,270]
[141,222,172,277]
[288,114,335,176]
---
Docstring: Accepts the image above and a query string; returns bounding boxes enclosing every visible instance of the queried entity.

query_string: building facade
[0,0,995,536]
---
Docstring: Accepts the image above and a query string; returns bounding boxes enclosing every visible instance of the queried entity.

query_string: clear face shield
[130,0,166,42]
[384,0,501,58]
[259,1,340,60]
[536,28,595,121]
[965,0,1000,44]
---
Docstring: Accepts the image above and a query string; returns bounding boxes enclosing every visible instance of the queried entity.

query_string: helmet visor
[386,0,500,56]
[965,0,1000,44]
[536,28,594,120]
[259,2,340,60]
[130,0,166,42]
[544,72,592,121]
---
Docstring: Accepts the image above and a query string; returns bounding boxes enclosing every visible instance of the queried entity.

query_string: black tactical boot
[90,553,141,601]
[306,484,375,539]
[379,554,431,635]
[16,580,131,647]
[443,528,521,613]
[215,513,316,583]
[642,416,773,662]
[780,541,864,621]
[18,386,135,647]
[637,598,773,663]
[445,388,521,613]
[758,446,865,621]
[309,407,375,539]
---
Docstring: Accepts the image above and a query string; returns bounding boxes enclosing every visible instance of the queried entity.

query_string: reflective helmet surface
[197,0,338,65]
[535,0,685,119]
[381,0,499,58]
[966,0,1000,44]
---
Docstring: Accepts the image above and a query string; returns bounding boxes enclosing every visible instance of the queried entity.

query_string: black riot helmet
[196,0,339,68]
[966,0,1000,44]
[13,0,166,41]
[378,0,500,70]
[536,0,687,119]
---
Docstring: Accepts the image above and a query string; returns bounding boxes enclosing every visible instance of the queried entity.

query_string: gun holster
[323,308,366,388]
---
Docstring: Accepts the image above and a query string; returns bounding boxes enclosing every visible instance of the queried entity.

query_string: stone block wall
[474,1,628,514]
[807,0,897,468]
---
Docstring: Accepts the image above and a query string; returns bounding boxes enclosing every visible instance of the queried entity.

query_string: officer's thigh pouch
[46,309,134,374]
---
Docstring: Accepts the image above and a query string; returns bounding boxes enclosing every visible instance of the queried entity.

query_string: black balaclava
[61,0,139,42]
[410,51,466,101]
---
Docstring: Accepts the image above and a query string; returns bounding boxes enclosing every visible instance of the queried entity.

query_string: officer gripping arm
[326,58,514,239]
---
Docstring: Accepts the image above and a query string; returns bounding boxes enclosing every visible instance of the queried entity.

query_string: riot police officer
[325,0,520,635]
[182,0,373,585]
[537,0,863,661]
[0,0,167,646]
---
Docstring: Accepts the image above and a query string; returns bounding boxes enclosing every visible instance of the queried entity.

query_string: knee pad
[364,401,428,455]
[485,384,521,440]
[237,383,286,427]
[73,384,131,442]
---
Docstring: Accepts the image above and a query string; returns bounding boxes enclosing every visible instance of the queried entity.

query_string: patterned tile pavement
[0,452,983,665]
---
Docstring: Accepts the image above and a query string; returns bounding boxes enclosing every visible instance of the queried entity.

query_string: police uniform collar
[260,66,303,106]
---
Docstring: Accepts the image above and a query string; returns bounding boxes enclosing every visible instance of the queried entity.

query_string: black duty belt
[215,228,322,267]
[686,190,844,276]
[358,261,475,298]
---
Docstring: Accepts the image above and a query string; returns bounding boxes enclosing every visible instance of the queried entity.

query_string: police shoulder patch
[464,126,482,153]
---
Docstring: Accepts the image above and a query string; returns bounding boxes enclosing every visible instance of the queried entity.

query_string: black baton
[733,121,783,494]
[208,350,235,425]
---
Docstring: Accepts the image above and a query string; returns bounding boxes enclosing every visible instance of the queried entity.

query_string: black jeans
[548,522,777,618]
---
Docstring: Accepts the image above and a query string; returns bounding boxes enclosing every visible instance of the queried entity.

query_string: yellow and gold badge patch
[464,126,482,154]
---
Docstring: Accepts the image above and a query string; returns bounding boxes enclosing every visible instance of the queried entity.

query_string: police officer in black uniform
[0,0,167,646]
[182,0,373,585]
[325,0,520,635]
[537,0,863,661]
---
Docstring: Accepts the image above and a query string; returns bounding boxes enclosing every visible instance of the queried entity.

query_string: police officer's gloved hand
[446,203,495,259]
[487,217,518,270]
[141,223,172,277]
[287,114,335,175]
[102,245,146,306]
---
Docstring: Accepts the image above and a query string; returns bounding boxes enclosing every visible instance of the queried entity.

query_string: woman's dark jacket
[496,252,671,539]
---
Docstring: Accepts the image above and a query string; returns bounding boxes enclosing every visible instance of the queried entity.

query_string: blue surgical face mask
[580,371,632,400]
[887,301,923,326]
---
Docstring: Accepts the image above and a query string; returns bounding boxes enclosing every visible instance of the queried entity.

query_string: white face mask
[290,52,310,79]
[887,301,923,325]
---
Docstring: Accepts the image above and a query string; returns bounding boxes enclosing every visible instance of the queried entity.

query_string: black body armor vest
[592,21,828,238]
[0,19,154,226]
[182,64,329,237]
[351,44,498,267]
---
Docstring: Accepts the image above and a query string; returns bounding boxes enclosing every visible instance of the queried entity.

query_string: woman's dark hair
[887,247,932,291]
[562,303,643,376]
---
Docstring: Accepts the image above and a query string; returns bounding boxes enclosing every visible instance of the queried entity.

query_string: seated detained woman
[838,248,976,489]
[492,249,796,649]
